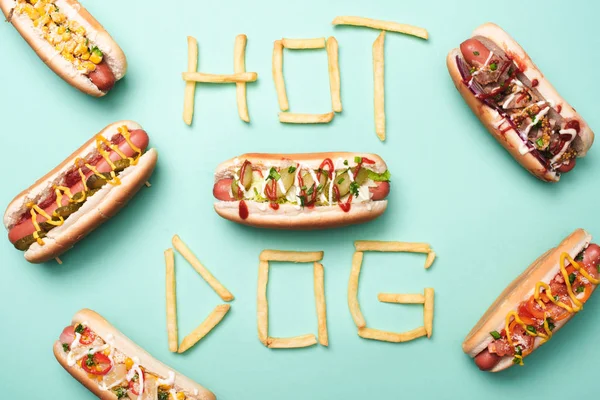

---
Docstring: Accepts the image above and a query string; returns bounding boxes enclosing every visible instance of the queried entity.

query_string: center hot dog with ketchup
[447,23,594,182]
[0,0,127,96]
[463,229,600,372]
[213,153,391,229]
[3,121,158,263]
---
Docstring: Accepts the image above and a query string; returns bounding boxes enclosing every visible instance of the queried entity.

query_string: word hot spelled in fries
[164,235,234,354]
[182,16,428,140]
[349,241,436,343]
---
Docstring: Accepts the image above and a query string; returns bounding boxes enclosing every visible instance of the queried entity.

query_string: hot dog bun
[447,23,594,182]
[213,153,389,230]
[3,121,157,263]
[0,0,127,97]
[463,228,593,372]
[54,309,215,400]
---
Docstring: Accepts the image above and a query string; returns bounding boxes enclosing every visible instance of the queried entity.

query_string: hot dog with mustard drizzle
[55,309,215,400]
[0,0,127,96]
[3,121,157,263]
[447,23,594,182]
[463,229,600,372]
[213,153,391,229]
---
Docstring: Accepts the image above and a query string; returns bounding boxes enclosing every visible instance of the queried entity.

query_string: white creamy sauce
[523,105,551,135]
[502,92,516,109]
[126,358,144,394]
[347,169,355,182]
[158,371,176,387]
[328,171,337,204]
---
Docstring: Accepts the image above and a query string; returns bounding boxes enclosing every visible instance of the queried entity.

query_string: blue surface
[1,0,599,398]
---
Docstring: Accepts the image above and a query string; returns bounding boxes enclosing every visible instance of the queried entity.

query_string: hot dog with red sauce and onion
[213,153,391,229]
[447,23,594,182]
[463,229,600,372]
[3,121,157,263]
[1,0,127,97]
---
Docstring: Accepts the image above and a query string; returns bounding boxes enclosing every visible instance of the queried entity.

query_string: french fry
[278,112,335,124]
[257,260,269,346]
[326,37,342,113]
[424,251,436,269]
[165,248,178,352]
[172,235,234,302]
[281,37,326,49]
[313,262,328,346]
[178,304,231,353]
[259,250,324,263]
[183,36,198,126]
[348,252,366,328]
[182,72,257,83]
[424,288,434,338]
[272,40,289,111]
[358,326,427,343]
[267,334,318,349]
[378,293,425,304]
[355,241,431,253]
[234,34,250,123]
[373,31,385,141]
[331,16,429,40]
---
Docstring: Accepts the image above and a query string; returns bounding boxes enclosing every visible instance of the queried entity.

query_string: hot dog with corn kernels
[464,229,600,372]
[56,309,215,400]
[213,153,390,229]
[4,121,157,263]
[447,23,594,182]
[0,0,127,96]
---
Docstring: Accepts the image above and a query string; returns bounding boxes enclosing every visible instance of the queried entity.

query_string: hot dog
[55,309,215,400]
[447,23,594,182]
[463,229,600,372]
[1,0,127,97]
[3,121,157,263]
[213,153,391,229]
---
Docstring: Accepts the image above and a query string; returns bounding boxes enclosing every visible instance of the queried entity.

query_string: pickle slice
[355,167,369,185]
[334,171,351,198]
[276,168,295,198]
[86,172,112,190]
[14,230,47,251]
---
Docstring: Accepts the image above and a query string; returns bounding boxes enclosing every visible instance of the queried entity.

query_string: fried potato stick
[281,37,326,49]
[326,37,342,112]
[424,251,436,269]
[272,40,289,111]
[332,16,429,40]
[257,260,269,346]
[348,252,366,328]
[164,248,178,352]
[172,235,234,302]
[314,262,329,346]
[358,326,427,343]
[178,304,231,353]
[259,250,324,263]
[278,112,334,124]
[234,34,250,122]
[182,72,257,83]
[267,334,318,349]
[373,30,386,141]
[424,288,434,338]
[378,293,425,304]
[355,241,431,253]
[183,36,198,125]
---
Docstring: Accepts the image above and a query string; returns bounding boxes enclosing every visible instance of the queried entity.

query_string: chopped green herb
[75,324,84,334]
[301,186,307,191]
[85,354,95,367]
[343,160,348,166]
[473,51,480,56]
[508,67,514,76]
[299,196,305,207]
[158,391,170,400]
[306,186,314,196]
[268,167,281,181]
[469,67,476,74]
[337,178,345,184]
[576,286,585,293]
[489,62,498,71]
[536,138,544,147]
[62,343,69,352]
[113,387,128,399]
[569,273,576,284]
[253,188,259,196]
[349,181,360,197]
[526,325,536,334]
[546,318,555,332]
[91,46,103,57]
[575,253,584,261]
[512,357,521,364]
[316,184,323,192]
[65,27,71,33]
[515,346,522,356]
[490,331,501,340]
[354,156,362,163]
[288,166,297,174]
[554,295,559,302]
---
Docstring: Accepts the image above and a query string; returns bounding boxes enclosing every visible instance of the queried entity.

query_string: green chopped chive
[337,178,345,184]
[490,331,501,340]
[569,273,576,284]
[536,138,544,147]
[350,181,360,197]
[473,51,480,56]
[288,166,297,173]
[306,186,314,196]
[546,318,555,331]
[75,324,84,334]
[268,167,281,181]
[316,184,323,192]
[354,156,362,163]
[489,62,497,71]
[576,286,584,293]
[526,325,536,334]
[343,160,348,166]
[62,343,69,352]
[553,295,559,302]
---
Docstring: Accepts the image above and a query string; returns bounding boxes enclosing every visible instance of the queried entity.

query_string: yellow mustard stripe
[117,126,142,165]
[30,204,63,227]
[28,207,44,245]
[54,186,74,208]
[534,282,574,313]
[559,253,583,311]
[564,253,600,285]
[85,163,120,186]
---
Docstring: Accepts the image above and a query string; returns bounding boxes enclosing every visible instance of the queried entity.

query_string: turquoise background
[1,0,599,398]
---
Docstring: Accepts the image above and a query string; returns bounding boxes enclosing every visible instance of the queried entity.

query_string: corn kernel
[62,32,71,42]
[30,0,39,4]
[65,40,76,53]
[50,12,65,23]
[74,42,87,56]
[176,393,186,400]
[82,61,96,72]
[89,52,102,64]
[55,43,65,52]
[125,358,134,370]
[25,6,40,20]
[57,26,66,34]
[75,26,86,35]
[62,51,75,62]
[68,20,79,30]
[81,52,90,61]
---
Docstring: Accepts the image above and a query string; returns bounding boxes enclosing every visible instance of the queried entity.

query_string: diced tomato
[128,370,145,395]
[545,297,572,321]
[79,327,96,345]
[525,297,546,320]
[517,303,538,326]
[80,353,112,376]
